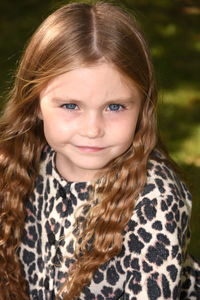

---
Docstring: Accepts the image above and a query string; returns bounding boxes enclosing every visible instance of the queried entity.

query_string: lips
[75,146,105,153]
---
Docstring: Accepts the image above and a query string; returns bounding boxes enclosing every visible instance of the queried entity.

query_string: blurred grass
[0,0,199,258]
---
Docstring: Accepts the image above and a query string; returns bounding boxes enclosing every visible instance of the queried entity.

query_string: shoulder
[38,144,55,175]
[121,150,192,271]
[140,149,192,209]
[119,152,195,299]
[127,149,192,243]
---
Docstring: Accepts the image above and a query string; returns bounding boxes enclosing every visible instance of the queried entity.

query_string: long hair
[0,2,159,299]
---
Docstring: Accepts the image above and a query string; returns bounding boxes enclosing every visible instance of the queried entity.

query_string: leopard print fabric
[18,146,200,299]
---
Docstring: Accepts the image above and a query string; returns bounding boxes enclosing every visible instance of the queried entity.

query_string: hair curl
[0,2,161,299]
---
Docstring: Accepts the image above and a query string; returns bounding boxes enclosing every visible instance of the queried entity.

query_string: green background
[0,0,199,258]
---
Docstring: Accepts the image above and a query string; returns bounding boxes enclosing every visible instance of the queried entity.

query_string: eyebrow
[53,96,135,104]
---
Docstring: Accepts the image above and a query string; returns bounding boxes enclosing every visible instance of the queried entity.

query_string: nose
[79,112,104,138]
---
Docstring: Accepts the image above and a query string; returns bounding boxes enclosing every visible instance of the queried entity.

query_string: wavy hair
[0,2,160,299]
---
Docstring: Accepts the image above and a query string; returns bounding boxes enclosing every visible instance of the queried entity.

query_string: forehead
[40,62,141,101]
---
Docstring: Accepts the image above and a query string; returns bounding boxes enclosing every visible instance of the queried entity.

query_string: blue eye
[61,103,78,110]
[107,104,125,111]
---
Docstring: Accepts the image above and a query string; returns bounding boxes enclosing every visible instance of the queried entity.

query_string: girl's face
[39,63,142,182]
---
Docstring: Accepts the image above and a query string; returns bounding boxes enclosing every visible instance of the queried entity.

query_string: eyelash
[61,103,78,110]
[60,103,126,112]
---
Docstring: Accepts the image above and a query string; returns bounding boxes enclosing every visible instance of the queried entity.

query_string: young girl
[0,1,199,300]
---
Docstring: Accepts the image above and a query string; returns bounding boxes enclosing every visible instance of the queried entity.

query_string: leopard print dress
[18,146,200,300]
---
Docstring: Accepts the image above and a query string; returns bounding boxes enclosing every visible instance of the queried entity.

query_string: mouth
[75,146,106,153]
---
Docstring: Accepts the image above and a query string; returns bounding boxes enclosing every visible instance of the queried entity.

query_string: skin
[39,62,142,182]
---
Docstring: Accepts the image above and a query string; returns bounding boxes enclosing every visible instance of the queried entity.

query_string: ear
[37,106,43,120]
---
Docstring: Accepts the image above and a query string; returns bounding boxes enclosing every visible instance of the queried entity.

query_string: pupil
[110,104,119,110]
[68,104,76,109]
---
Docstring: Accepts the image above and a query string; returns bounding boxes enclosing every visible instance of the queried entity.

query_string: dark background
[0,0,199,258]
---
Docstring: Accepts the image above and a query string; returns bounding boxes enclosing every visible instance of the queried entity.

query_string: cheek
[107,126,134,149]
[42,114,79,141]
[109,115,138,140]
[123,125,137,143]
[41,114,61,139]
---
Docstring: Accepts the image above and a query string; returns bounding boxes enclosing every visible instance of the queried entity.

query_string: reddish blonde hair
[0,2,159,299]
